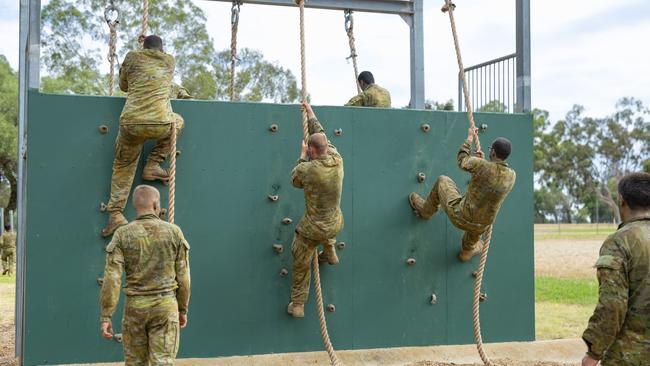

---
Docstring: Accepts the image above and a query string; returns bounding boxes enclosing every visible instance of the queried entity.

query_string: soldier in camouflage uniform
[1,225,16,276]
[581,172,650,366]
[287,101,344,318]
[100,185,191,365]
[345,71,391,108]
[102,35,185,237]
[409,130,516,262]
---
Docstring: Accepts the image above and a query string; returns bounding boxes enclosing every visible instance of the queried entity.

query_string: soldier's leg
[122,298,150,366]
[458,230,485,262]
[146,115,184,175]
[290,234,316,312]
[410,176,460,219]
[7,252,14,276]
[147,295,180,366]
[103,126,145,236]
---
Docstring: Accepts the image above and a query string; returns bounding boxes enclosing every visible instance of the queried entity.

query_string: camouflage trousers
[291,233,336,305]
[418,175,489,251]
[107,114,184,213]
[122,293,180,366]
[1,249,15,276]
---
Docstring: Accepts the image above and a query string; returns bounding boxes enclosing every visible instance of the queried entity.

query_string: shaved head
[308,133,328,155]
[133,185,160,211]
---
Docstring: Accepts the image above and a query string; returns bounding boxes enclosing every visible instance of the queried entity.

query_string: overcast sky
[1,0,648,121]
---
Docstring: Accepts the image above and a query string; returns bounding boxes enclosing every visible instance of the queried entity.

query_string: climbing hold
[479,123,488,133]
[99,202,107,212]
[421,123,431,133]
[472,271,478,278]
[268,195,279,202]
[99,125,109,134]
[269,124,279,133]
[406,258,416,266]
[417,172,426,183]
[176,150,182,157]
[97,277,104,287]
[327,304,336,313]
[114,333,123,343]
[334,128,343,136]
[272,244,284,254]
[282,217,293,225]
[337,242,346,250]
[279,268,289,277]
[479,292,488,302]
[430,294,438,305]
[160,208,167,218]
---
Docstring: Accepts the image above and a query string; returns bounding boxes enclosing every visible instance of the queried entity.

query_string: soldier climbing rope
[442,1,495,365]
[295,1,343,365]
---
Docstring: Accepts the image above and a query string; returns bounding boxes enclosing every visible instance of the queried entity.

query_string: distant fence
[459,53,517,113]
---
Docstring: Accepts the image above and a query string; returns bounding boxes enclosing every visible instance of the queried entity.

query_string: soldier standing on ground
[582,172,650,366]
[99,185,191,365]
[1,225,16,276]
[287,101,344,318]
[408,129,516,261]
[102,35,184,237]
[344,71,391,108]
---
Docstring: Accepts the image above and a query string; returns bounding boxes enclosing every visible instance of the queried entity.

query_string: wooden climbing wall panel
[22,91,534,365]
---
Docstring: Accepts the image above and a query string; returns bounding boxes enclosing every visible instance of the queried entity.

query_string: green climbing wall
[22,91,534,365]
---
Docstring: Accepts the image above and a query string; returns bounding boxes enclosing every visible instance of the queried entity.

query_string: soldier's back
[111,214,184,296]
[120,49,175,125]
[462,160,516,225]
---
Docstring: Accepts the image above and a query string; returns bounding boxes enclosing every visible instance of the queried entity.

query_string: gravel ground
[535,238,601,279]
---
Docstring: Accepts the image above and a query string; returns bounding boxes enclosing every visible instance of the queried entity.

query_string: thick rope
[140,0,149,44]
[442,2,492,365]
[105,1,119,96]
[168,124,177,224]
[295,1,342,365]
[344,10,361,94]
[229,1,241,101]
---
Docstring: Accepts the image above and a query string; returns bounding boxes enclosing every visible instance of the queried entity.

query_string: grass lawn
[535,276,598,340]
[535,223,616,241]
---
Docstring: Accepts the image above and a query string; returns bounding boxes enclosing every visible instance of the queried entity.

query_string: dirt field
[408,362,576,366]
[534,238,600,279]
[0,277,17,366]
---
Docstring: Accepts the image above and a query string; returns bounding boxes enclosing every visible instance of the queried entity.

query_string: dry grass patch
[536,302,594,341]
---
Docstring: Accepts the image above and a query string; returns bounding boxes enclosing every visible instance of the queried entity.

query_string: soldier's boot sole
[287,302,304,318]
[101,213,128,238]
[458,240,485,262]
[318,249,340,265]
[142,163,170,185]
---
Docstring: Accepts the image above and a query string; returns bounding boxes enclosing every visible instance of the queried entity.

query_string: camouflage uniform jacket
[291,118,344,241]
[170,83,192,99]
[582,217,650,364]
[345,84,392,108]
[457,141,516,227]
[0,231,16,251]
[119,49,175,125]
[99,214,191,322]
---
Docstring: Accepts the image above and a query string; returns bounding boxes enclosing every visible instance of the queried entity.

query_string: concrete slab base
[63,339,585,366]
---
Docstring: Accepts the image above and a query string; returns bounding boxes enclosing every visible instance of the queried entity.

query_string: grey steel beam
[18,0,41,362]
[515,0,531,113]
[407,0,424,109]
[207,0,414,15]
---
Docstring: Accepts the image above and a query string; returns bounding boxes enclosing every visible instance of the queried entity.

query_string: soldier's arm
[174,226,191,315]
[582,238,629,360]
[345,93,365,107]
[99,237,124,323]
[292,163,308,188]
[457,140,482,172]
[118,52,132,93]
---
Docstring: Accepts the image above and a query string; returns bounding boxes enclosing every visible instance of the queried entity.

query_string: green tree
[0,55,18,212]
[477,100,507,113]
[41,0,299,102]
[424,99,454,111]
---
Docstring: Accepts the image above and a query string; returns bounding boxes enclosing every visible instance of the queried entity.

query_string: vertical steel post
[0,208,4,236]
[18,0,41,361]
[409,0,424,109]
[516,0,531,113]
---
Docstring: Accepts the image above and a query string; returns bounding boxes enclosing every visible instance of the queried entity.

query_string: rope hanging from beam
[344,10,361,94]
[442,1,493,365]
[295,1,343,365]
[230,1,242,101]
[104,0,119,96]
